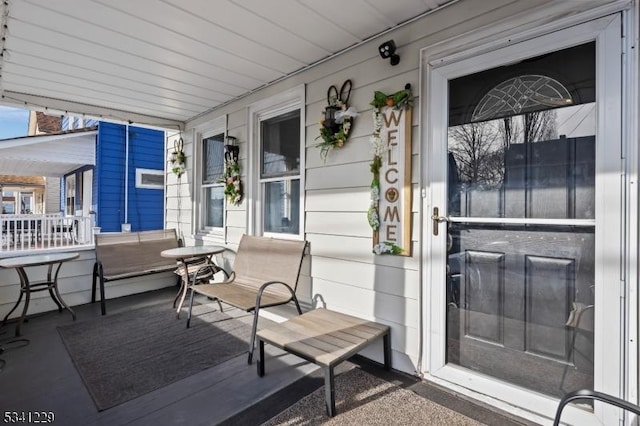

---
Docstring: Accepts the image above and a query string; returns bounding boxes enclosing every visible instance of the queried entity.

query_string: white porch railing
[0,214,95,253]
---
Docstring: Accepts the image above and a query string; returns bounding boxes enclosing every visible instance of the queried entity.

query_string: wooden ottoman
[256,308,391,417]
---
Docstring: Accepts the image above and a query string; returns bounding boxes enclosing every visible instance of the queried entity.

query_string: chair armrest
[553,389,640,426]
[254,280,295,305]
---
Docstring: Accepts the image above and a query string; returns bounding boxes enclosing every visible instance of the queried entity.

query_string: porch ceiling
[0,130,96,177]
[0,0,455,129]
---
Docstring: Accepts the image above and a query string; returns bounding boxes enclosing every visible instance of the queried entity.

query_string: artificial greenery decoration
[367,155,382,231]
[368,84,413,254]
[170,137,186,178]
[222,157,243,205]
[316,80,358,160]
[369,83,413,110]
[373,242,403,255]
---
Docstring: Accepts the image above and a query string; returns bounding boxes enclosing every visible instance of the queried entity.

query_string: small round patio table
[0,252,79,336]
[161,246,226,318]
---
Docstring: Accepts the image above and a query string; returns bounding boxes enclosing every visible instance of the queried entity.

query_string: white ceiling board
[2,92,183,129]
[25,0,298,78]
[0,132,96,177]
[6,52,225,109]
[234,0,361,51]
[161,0,332,63]
[302,0,395,35]
[8,6,277,88]
[0,158,87,177]
[0,0,458,126]
[91,0,308,72]
[364,0,436,22]
[2,72,200,121]
[7,39,238,102]
[4,64,210,114]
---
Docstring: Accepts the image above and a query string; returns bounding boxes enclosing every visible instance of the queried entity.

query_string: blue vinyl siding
[95,123,165,232]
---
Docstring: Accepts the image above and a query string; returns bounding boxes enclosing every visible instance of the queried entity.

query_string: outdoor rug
[57,302,251,411]
[261,367,483,426]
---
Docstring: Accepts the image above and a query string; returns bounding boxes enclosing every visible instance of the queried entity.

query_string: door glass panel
[446,42,595,398]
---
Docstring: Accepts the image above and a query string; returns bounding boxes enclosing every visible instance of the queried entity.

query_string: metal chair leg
[325,367,336,417]
[248,306,260,364]
[186,287,196,328]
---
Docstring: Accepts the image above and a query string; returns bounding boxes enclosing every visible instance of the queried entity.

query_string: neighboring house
[93,122,166,232]
[1,112,166,232]
[0,175,44,214]
[0,111,59,214]
[28,111,63,134]
[62,118,166,232]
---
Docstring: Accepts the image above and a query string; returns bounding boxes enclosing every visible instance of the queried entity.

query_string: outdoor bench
[256,308,391,417]
[186,234,307,364]
[91,229,180,315]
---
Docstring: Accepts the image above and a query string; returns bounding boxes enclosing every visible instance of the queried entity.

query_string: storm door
[426,16,623,423]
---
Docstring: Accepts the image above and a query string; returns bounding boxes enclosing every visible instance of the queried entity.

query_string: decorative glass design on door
[446,42,595,397]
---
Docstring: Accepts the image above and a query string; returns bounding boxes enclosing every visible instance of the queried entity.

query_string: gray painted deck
[0,287,319,425]
[0,287,538,425]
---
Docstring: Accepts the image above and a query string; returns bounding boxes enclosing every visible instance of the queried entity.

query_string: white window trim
[247,85,305,239]
[192,115,227,240]
[135,168,164,189]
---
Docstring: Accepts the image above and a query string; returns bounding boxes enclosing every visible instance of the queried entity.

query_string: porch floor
[0,287,538,425]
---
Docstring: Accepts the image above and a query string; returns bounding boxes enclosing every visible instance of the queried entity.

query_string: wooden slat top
[256,308,389,368]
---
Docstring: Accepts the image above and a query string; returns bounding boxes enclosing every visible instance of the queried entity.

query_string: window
[249,86,305,238]
[65,175,76,216]
[2,191,15,214]
[261,111,301,235]
[2,201,14,214]
[20,193,33,214]
[135,168,164,189]
[202,133,225,228]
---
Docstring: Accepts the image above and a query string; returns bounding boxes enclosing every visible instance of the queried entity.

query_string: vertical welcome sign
[374,106,412,256]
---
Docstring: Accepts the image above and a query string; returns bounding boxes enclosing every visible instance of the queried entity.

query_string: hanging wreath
[316,79,358,160]
[170,137,186,178]
[222,154,243,205]
[368,84,412,255]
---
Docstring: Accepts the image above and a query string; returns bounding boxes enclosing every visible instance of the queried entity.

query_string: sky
[0,106,29,139]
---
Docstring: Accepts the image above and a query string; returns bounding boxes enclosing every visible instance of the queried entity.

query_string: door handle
[431,207,449,236]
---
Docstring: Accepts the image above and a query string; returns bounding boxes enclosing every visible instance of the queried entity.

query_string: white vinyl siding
[181,0,630,383]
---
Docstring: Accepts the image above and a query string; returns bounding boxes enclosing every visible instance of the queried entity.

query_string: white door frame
[420,12,635,425]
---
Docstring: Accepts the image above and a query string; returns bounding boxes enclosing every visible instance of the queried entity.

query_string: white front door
[424,15,625,424]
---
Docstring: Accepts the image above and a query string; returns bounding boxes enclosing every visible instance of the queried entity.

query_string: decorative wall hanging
[368,84,413,256]
[316,79,358,160]
[170,136,186,178]
[222,136,243,205]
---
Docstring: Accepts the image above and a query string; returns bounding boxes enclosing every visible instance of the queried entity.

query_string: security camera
[378,40,400,66]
